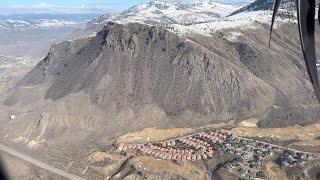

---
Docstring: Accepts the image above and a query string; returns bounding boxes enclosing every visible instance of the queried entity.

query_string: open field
[266,162,288,180]
[117,128,194,143]
[87,151,123,163]
[232,123,320,147]
[132,156,207,179]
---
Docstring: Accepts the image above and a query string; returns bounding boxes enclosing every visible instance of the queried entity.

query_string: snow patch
[38,19,77,27]
[224,31,244,42]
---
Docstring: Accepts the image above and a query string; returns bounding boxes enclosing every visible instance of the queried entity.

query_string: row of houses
[116,130,232,161]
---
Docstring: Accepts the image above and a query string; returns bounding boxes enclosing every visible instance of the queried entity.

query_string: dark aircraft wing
[318,3,320,24]
[296,0,320,101]
[269,0,282,47]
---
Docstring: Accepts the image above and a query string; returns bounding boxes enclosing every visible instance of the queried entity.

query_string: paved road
[0,143,86,180]
[236,136,314,155]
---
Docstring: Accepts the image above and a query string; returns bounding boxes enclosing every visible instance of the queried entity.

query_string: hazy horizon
[0,0,252,14]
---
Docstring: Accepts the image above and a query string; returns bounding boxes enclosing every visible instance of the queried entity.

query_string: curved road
[0,143,86,180]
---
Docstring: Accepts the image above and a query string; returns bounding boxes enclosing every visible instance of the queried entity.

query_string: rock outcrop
[1,22,319,148]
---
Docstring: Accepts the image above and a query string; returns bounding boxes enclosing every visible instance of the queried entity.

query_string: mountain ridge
[2,0,320,145]
[3,21,319,143]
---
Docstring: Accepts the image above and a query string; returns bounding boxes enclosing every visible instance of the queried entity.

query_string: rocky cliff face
[17,22,278,128]
[1,22,320,149]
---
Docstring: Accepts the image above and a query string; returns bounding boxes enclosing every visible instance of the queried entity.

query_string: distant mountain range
[0,0,300,32]
[0,0,297,33]
[0,14,101,30]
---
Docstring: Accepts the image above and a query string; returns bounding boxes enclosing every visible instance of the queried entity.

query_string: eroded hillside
[1,21,320,145]
[0,21,319,179]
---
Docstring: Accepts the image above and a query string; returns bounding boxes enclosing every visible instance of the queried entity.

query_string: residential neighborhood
[117,129,315,179]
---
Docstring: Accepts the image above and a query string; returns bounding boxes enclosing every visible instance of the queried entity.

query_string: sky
[0,0,251,14]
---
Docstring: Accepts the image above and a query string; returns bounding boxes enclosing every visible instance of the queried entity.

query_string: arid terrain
[0,151,64,180]
[0,0,320,179]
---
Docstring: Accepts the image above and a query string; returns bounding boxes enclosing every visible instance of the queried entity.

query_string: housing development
[117,129,316,179]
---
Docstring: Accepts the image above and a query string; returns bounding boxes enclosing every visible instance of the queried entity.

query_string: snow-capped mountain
[230,0,275,15]
[230,0,296,17]
[0,14,101,30]
[89,0,245,26]
[85,0,298,36]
